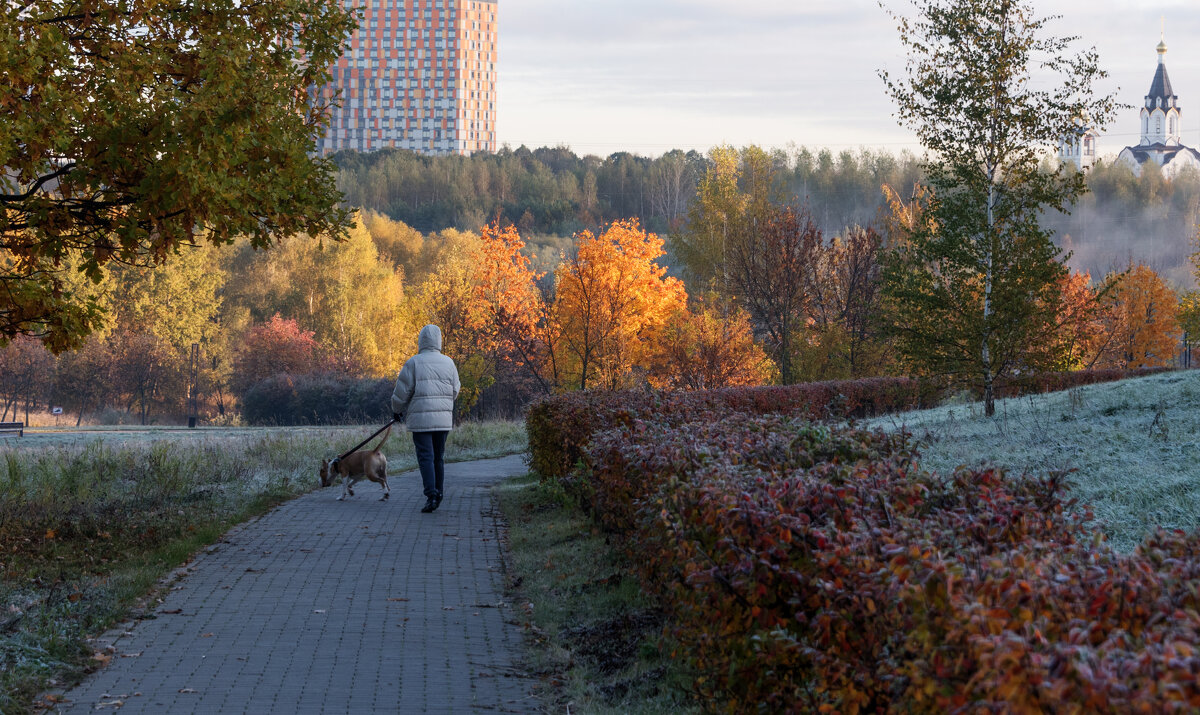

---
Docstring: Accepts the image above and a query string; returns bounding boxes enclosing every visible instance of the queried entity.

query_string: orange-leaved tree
[1025,271,1113,371]
[650,294,773,390]
[553,220,687,390]
[1095,264,1179,369]
[472,222,559,395]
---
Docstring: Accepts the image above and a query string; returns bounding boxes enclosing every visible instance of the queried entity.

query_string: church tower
[1117,27,1200,177]
[1138,32,1181,147]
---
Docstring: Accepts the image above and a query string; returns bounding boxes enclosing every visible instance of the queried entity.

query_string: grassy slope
[864,369,1200,552]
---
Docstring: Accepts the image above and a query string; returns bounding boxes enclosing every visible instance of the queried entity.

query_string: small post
[188,342,199,428]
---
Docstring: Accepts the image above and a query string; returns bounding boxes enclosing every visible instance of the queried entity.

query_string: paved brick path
[52,455,536,714]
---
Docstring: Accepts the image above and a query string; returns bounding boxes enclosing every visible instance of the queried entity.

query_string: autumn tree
[880,0,1119,415]
[726,205,821,385]
[362,210,427,279]
[651,295,774,390]
[233,315,323,393]
[0,336,55,422]
[107,329,183,425]
[54,337,116,425]
[99,244,226,422]
[472,223,558,395]
[553,220,687,390]
[672,146,787,296]
[231,219,410,377]
[1,0,354,349]
[1028,271,1116,371]
[411,231,494,415]
[1094,265,1179,369]
[806,225,892,379]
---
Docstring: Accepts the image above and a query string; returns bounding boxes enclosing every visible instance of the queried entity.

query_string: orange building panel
[313,0,497,156]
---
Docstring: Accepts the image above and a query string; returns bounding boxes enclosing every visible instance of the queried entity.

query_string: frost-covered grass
[863,370,1200,552]
[0,421,526,714]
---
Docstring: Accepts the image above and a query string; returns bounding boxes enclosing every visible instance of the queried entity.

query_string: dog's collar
[329,457,340,469]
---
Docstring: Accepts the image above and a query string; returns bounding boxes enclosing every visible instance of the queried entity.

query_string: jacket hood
[418,324,442,352]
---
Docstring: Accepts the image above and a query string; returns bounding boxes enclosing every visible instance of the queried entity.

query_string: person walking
[392,324,461,513]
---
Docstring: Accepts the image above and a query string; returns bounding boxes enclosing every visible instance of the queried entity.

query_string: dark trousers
[412,431,449,499]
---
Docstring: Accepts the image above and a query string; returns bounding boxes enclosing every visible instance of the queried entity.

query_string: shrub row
[528,368,1172,482]
[240,373,395,425]
[572,414,1200,712]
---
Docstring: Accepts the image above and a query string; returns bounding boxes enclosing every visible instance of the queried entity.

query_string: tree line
[4,143,1193,426]
[332,144,925,239]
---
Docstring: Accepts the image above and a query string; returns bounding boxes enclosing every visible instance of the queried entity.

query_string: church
[1115,34,1200,177]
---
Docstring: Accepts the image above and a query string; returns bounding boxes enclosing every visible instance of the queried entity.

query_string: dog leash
[335,417,398,463]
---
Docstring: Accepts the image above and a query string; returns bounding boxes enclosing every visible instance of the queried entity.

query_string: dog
[320,425,392,501]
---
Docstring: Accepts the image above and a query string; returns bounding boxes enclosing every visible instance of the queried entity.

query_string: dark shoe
[421,498,436,513]
[432,492,443,510]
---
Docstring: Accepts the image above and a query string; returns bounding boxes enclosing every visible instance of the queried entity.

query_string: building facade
[1117,33,1200,177]
[1058,116,1099,171]
[313,0,497,156]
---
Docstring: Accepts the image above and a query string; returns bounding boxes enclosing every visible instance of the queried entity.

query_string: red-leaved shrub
[530,378,1200,713]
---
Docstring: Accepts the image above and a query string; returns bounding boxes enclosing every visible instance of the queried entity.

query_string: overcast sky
[496,0,1200,158]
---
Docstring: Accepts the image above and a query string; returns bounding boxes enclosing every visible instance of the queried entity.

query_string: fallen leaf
[200,632,214,638]
[44,529,56,540]
[386,598,409,602]
[120,652,142,658]
[442,606,455,611]
[96,699,123,709]
[313,609,326,614]
[178,688,198,694]
[159,608,183,615]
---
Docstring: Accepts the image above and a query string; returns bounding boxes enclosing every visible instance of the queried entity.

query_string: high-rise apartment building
[314,0,497,156]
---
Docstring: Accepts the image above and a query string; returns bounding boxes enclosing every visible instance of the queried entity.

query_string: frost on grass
[864,371,1200,552]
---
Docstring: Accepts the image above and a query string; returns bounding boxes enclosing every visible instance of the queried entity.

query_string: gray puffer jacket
[391,325,461,432]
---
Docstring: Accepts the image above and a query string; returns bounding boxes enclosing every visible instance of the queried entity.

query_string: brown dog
[320,425,392,501]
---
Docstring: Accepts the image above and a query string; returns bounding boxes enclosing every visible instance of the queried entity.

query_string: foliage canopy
[1,0,356,350]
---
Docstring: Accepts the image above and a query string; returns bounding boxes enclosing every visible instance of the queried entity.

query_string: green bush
[240,373,393,425]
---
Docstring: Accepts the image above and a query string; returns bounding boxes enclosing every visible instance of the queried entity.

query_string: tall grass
[0,421,526,714]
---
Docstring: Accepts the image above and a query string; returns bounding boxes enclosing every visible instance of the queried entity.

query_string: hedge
[528,368,1170,483]
[572,415,1200,712]
[526,366,1192,712]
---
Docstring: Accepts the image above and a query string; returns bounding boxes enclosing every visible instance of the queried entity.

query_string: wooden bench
[0,422,24,437]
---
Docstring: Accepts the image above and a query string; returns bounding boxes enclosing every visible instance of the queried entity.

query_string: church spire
[1157,19,1167,64]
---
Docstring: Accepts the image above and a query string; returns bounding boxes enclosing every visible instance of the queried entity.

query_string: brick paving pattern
[52,455,535,714]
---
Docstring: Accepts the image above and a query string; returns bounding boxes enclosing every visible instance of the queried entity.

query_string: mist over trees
[1048,160,1200,290]
[334,145,1199,291]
